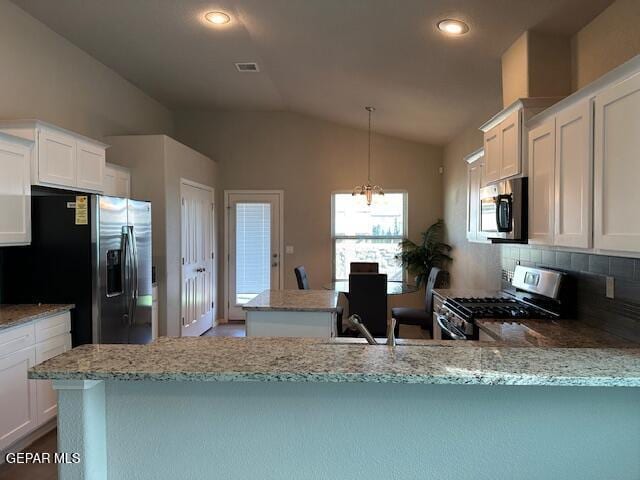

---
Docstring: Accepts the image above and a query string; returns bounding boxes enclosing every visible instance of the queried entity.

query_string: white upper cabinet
[39,128,76,187]
[0,133,32,246]
[482,125,501,185]
[527,119,555,245]
[0,120,107,193]
[76,140,106,192]
[554,100,592,249]
[594,71,640,253]
[499,109,521,179]
[480,98,560,187]
[527,100,593,248]
[103,163,131,198]
[465,148,487,244]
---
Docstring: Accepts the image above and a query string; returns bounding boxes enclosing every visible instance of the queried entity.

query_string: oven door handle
[436,314,468,341]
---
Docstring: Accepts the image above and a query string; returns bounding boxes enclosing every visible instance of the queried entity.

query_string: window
[332,192,407,281]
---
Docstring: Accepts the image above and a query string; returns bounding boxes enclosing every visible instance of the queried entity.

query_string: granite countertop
[476,319,637,348]
[29,336,640,387]
[242,290,340,312]
[0,304,75,330]
[433,288,503,299]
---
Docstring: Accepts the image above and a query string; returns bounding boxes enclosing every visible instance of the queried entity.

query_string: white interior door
[227,191,282,320]
[181,182,215,337]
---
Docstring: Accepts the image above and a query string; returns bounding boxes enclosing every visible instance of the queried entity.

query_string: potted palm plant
[397,219,452,288]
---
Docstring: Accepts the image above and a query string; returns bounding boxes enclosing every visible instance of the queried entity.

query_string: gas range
[443,296,557,322]
[435,266,567,341]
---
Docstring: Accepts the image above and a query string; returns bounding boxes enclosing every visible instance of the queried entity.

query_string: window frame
[330,190,409,281]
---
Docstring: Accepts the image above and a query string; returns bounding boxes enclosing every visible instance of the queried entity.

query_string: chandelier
[352,106,384,206]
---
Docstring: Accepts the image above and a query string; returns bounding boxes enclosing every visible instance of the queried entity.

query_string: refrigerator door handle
[123,226,135,326]
[129,225,139,325]
[121,226,130,326]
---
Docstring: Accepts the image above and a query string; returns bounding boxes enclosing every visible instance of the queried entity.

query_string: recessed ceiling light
[205,11,231,25]
[437,19,469,36]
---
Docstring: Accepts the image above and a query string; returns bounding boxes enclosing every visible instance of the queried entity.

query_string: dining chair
[347,273,388,337]
[350,262,379,273]
[294,266,310,290]
[391,267,449,337]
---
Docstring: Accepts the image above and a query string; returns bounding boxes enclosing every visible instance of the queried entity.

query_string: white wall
[0,0,172,140]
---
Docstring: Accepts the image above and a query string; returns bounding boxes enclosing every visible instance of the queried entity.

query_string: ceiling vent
[235,62,260,73]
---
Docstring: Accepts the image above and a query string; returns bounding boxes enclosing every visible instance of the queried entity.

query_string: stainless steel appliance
[93,196,152,344]
[1,188,152,345]
[435,266,567,341]
[479,177,527,243]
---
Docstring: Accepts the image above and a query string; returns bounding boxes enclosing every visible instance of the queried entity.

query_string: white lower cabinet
[0,312,72,451]
[0,345,37,451]
[35,333,72,424]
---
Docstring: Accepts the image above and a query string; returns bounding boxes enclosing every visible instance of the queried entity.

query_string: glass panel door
[227,192,281,320]
[235,203,271,305]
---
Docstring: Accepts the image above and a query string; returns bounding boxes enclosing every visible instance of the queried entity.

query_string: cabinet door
[35,333,71,425]
[594,72,640,253]
[115,169,131,198]
[482,125,501,185]
[76,140,105,192]
[555,100,592,248]
[500,109,521,179]
[0,346,37,450]
[38,128,76,187]
[0,138,31,245]
[467,161,484,242]
[528,119,555,245]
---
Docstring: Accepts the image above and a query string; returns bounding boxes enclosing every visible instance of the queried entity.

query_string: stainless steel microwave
[479,177,528,243]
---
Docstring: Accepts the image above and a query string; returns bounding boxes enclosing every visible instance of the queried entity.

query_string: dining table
[322,280,418,295]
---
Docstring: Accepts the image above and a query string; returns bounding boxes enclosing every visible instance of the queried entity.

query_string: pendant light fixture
[352,106,384,206]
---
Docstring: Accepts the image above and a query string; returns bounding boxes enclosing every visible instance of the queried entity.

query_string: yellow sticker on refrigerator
[75,196,88,225]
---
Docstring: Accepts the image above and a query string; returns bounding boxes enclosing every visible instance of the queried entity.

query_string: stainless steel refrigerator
[94,195,152,344]
[1,188,152,345]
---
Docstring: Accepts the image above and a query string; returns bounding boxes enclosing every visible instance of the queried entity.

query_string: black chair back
[350,262,379,273]
[294,266,310,290]
[348,273,387,337]
[424,267,449,314]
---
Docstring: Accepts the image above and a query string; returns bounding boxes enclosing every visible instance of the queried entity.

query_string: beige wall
[501,32,529,107]
[442,120,502,291]
[571,0,640,90]
[0,0,172,141]
[174,110,443,312]
[501,31,571,107]
[106,135,218,336]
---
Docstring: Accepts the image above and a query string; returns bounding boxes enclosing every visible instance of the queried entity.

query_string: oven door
[436,314,469,341]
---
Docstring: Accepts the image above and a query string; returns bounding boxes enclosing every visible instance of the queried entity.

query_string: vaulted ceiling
[12,0,613,144]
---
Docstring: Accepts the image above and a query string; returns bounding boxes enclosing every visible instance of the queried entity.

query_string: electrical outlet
[285,245,294,255]
[606,276,615,299]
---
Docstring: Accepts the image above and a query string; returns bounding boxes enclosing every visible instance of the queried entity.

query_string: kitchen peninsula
[30,336,640,480]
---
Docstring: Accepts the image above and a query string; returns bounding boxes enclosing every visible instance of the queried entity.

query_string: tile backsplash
[501,246,640,342]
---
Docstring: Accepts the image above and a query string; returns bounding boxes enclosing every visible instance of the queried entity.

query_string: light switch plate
[606,276,615,299]
[285,246,294,255]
